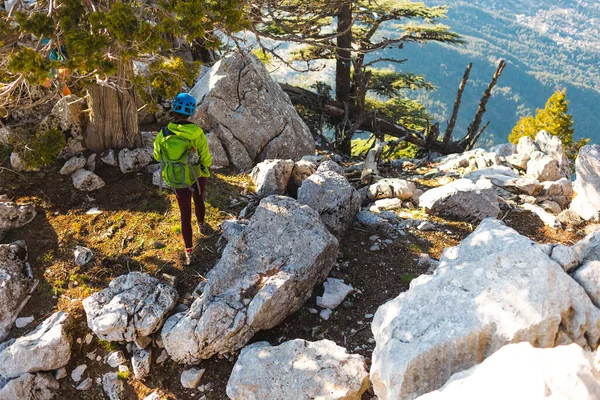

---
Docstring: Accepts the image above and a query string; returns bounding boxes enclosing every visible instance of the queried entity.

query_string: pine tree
[509,89,589,161]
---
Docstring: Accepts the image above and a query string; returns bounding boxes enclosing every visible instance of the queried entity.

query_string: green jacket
[153,121,212,188]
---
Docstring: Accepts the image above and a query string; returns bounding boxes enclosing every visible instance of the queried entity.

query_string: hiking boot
[183,252,194,266]
[197,223,210,235]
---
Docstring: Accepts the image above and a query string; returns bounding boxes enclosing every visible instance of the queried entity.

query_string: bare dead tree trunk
[462,60,506,147]
[84,59,140,152]
[443,63,472,145]
[361,138,384,184]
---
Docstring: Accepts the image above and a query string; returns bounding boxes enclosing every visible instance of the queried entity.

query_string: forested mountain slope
[387,0,600,146]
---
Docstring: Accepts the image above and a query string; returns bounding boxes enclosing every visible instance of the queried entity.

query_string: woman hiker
[153,93,212,266]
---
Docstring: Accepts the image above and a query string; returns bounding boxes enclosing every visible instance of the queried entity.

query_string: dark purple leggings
[174,178,207,249]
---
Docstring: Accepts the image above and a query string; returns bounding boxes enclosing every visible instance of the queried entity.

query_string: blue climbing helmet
[172,93,197,116]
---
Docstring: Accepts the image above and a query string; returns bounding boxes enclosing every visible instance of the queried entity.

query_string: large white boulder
[190,52,315,170]
[226,339,369,400]
[571,144,600,220]
[0,241,37,342]
[298,171,362,236]
[0,312,71,379]
[517,136,539,156]
[0,198,36,241]
[370,219,600,400]
[250,159,294,197]
[82,272,178,342]
[419,178,500,221]
[535,130,571,179]
[161,196,338,363]
[417,343,600,400]
[527,151,562,182]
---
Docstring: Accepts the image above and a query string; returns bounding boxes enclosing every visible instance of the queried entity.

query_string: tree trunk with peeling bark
[83,60,140,152]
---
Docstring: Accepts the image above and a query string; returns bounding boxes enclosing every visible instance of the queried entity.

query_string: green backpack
[157,127,201,192]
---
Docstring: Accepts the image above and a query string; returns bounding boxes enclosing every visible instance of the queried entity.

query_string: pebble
[76,377,92,391]
[156,350,168,365]
[365,314,374,319]
[369,235,380,241]
[71,364,87,382]
[308,308,318,314]
[85,333,93,344]
[55,368,67,380]
[15,316,34,328]
[180,368,205,389]
[86,350,96,360]
[320,308,332,321]
[370,244,381,251]
[106,351,126,368]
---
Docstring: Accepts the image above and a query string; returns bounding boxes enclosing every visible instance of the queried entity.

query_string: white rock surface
[490,143,516,157]
[0,241,37,341]
[535,130,571,179]
[226,339,369,400]
[118,148,153,173]
[571,144,600,220]
[250,159,294,197]
[82,272,178,342]
[527,151,562,182]
[371,219,600,400]
[71,169,105,191]
[0,373,59,400]
[190,52,315,169]
[521,203,562,228]
[180,368,205,389]
[102,372,124,400]
[572,261,600,308]
[161,196,339,363]
[0,312,71,379]
[71,364,87,382]
[298,171,362,236]
[504,153,530,170]
[366,179,416,201]
[517,136,540,155]
[317,160,345,175]
[60,155,87,175]
[419,178,500,221]
[205,131,229,169]
[74,246,93,266]
[76,377,92,391]
[132,346,151,380]
[316,278,353,310]
[106,351,126,368]
[417,343,600,400]
[14,316,34,329]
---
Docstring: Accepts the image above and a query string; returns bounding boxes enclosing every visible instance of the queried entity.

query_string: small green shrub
[12,128,65,169]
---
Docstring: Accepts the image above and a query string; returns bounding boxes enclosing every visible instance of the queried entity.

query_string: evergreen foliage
[509,90,589,160]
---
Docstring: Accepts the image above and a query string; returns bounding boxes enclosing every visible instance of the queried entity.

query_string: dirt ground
[0,153,588,400]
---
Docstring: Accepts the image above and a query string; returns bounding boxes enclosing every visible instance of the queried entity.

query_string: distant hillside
[380,0,600,146]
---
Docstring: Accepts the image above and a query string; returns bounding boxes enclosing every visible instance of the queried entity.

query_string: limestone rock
[517,136,539,155]
[86,154,97,172]
[205,131,229,169]
[355,211,395,235]
[59,155,86,175]
[571,144,600,220]
[527,151,561,182]
[0,373,59,400]
[250,159,294,197]
[298,171,362,236]
[210,124,253,171]
[9,152,26,172]
[504,153,530,170]
[132,346,151,380]
[101,150,118,167]
[190,52,315,168]
[71,364,87,382]
[106,351,126,368]
[82,272,178,342]
[489,143,516,157]
[161,196,338,363]
[180,368,205,389]
[227,339,369,400]
[417,343,600,400]
[118,148,153,173]
[370,219,600,400]
[0,241,38,342]
[521,203,562,228]
[572,261,600,308]
[558,209,585,227]
[419,178,500,222]
[366,178,416,201]
[74,246,93,266]
[540,200,562,215]
[316,278,353,310]
[317,160,345,176]
[535,130,571,179]
[102,372,124,400]
[0,312,71,379]
[370,198,404,212]
[71,169,105,191]
[289,159,317,190]
[0,198,36,241]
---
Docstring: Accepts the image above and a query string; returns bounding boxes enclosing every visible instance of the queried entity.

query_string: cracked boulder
[82,272,178,342]
[0,197,36,241]
[570,144,600,221]
[161,196,338,363]
[189,52,315,170]
[250,159,294,197]
[0,241,38,342]
[419,178,500,222]
[417,343,600,400]
[227,339,369,400]
[371,219,600,400]
[0,312,71,379]
[298,171,362,236]
[0,373,59,400]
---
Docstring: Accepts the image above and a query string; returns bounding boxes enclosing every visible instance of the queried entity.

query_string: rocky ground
[0,147,589,399]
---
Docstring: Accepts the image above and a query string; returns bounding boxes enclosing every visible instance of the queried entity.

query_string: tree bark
[444,63,472,145]
[84,60,140,152]
[335,2,352,105]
